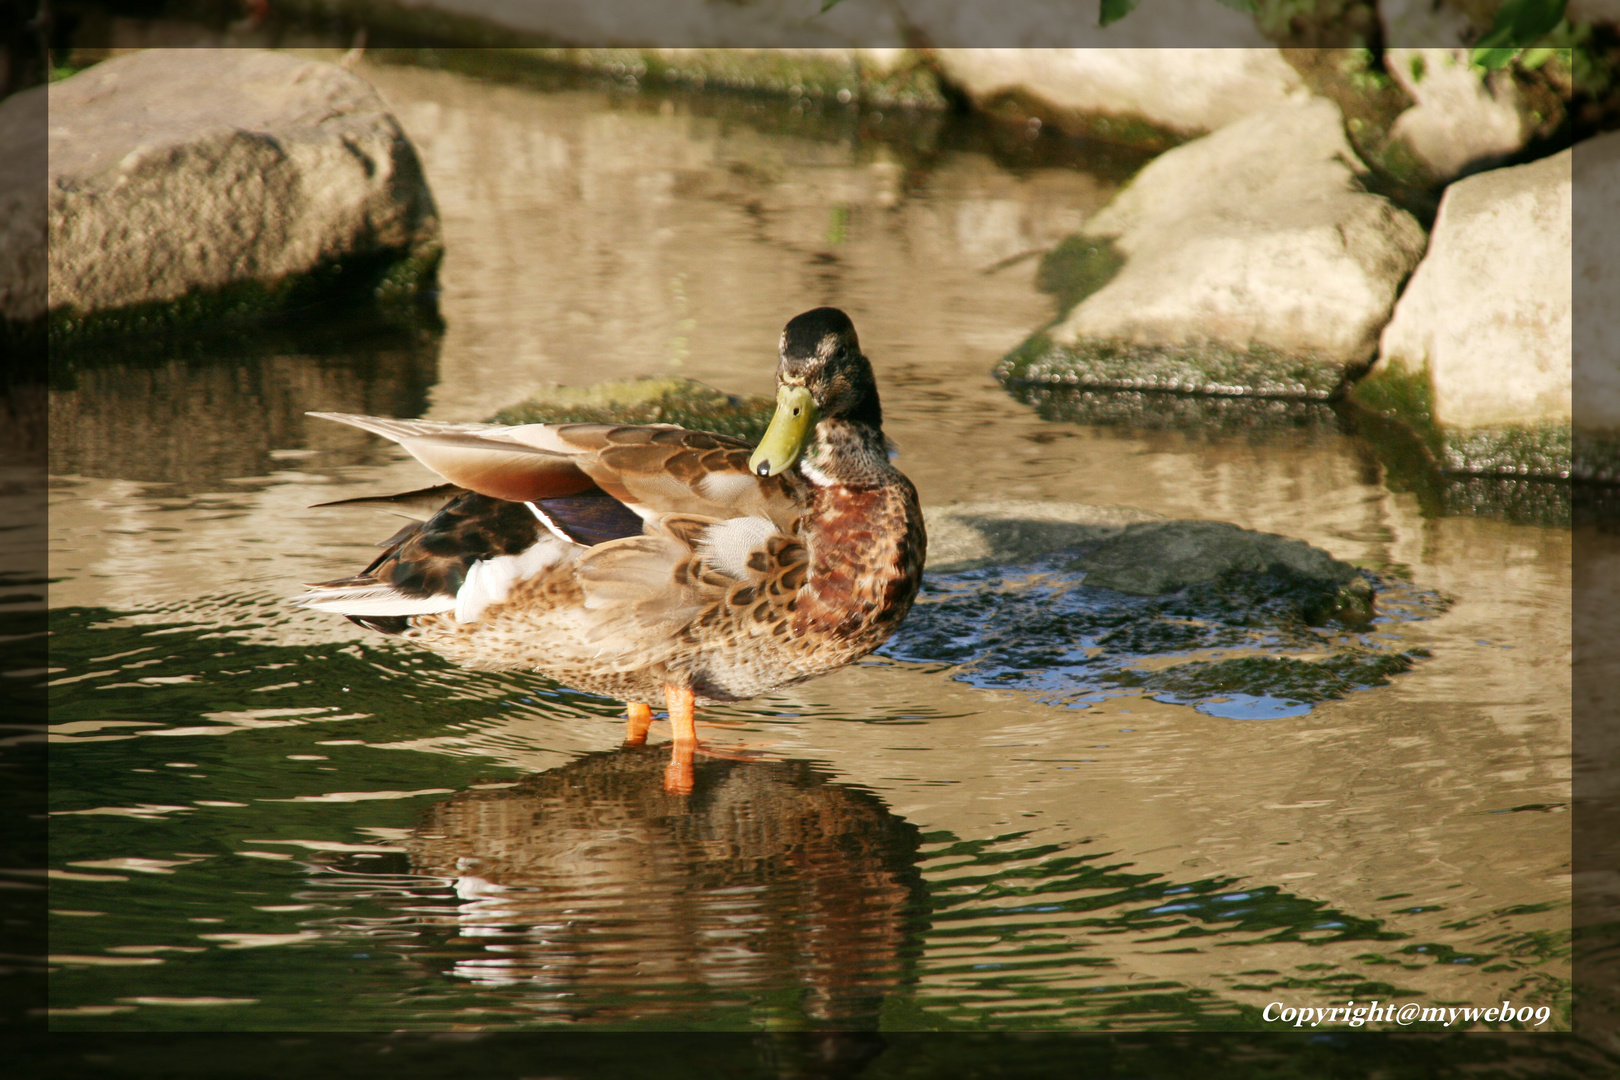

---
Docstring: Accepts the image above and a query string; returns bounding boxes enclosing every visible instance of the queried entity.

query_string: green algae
[1108,648,1424,707]
[997,336,1348,400]
[1033,236,1126,315]
[491,377,773,442]
[1006,383,1340,434]
[1349,358,1573,479]
[1574,431,1620,483]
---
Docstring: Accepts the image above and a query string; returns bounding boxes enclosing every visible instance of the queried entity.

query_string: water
[43,54,1571,1032]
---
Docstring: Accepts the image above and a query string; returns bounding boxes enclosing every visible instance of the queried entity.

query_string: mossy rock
[47,245,442,364]
[1349,358,1572,478]
[491,377,773,442]
[996,333,1348,400]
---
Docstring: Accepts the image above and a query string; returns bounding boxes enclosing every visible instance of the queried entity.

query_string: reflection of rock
[408,746,927,1027]
[1002,99,1426,397]
[930,48,1303,143]
[47,50,441,340]
[47,328,440,487]
[1355,148,1572,478]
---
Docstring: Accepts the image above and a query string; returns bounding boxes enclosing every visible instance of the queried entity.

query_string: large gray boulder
[1575,132,1620,482]
[1357,148,1572,476]
[0,83,46,329]
[1000,98,1427,398]
[929,48,1305,141]
[47,49,441,339]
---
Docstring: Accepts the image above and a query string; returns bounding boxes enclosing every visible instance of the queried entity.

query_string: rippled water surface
[45,55,1571,1031]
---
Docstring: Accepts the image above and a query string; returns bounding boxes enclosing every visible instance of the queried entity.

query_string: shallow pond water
[45,54,1571,1031]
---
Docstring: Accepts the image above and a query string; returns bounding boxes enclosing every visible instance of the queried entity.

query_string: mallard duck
[294,308,926,793]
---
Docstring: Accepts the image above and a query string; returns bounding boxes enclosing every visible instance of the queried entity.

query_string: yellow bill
[749,385,817,477]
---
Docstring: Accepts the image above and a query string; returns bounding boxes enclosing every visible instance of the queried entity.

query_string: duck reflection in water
[406,745,929,1028]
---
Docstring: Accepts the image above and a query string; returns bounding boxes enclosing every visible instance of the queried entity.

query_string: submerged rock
[893,501,1434,720]
[1354,148,1572,478]
[491,377,774,442]
[929,503,1372,620]
[999,98,1427,399]
[47,50,441,346]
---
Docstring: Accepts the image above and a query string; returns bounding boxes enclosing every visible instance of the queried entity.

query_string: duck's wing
[307,413,804,529]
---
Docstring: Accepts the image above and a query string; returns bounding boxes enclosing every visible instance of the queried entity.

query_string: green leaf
[1519,46,1560,69]
[1476,0,1567,48]
[1099,0,1141,26]
[1470,47,1521,70]
[820,0,845,11]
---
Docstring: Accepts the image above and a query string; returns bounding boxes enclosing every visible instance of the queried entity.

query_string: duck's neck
[793,423,925,644]
[798,418,895,489]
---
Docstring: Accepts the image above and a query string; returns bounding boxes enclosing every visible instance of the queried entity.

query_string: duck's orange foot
[662,685,697,795]
[623,701,653,748]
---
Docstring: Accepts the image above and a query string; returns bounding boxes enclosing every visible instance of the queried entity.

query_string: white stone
[1376,148,1573,430]
[1573,132,1620,440]
[930,48,1304,136]
[1055,98,1427,367]
[46,49,440,319]
[1386,48,1533,182]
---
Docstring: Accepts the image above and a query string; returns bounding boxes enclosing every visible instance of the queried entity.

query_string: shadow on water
[47,316,441,490]
[398,746,928,1029]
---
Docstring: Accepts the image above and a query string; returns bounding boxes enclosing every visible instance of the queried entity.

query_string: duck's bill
[749,385,818,477]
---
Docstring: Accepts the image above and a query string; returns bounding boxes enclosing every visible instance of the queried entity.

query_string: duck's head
[750,307,885,480]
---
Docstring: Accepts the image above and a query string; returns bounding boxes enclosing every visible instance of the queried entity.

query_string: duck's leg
[663,684,698,795]
[624,701,653,747]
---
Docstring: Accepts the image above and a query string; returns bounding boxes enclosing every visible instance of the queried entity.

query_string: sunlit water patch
[882,557,1448,720]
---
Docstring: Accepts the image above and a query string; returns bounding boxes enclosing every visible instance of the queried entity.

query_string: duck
[293,307,927,793]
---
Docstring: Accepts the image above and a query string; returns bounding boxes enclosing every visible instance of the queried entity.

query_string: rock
[490,377,774,443]
[47,50,441,343]
[925,503,1372,625]
[1576,132,1620,482]
[1384,48,1548,183]
[1355,148,1572,477]
[890,505,1404,719]
[929,48,1306,144]
[0,83,46,329]
[1071,520,1361,598]
[999,98,1427,398]
[925,500,1165,572]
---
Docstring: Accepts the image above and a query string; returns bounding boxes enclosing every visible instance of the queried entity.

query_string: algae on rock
[491,377,774,442]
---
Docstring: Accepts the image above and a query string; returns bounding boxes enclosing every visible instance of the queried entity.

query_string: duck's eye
[791,406,801,416]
